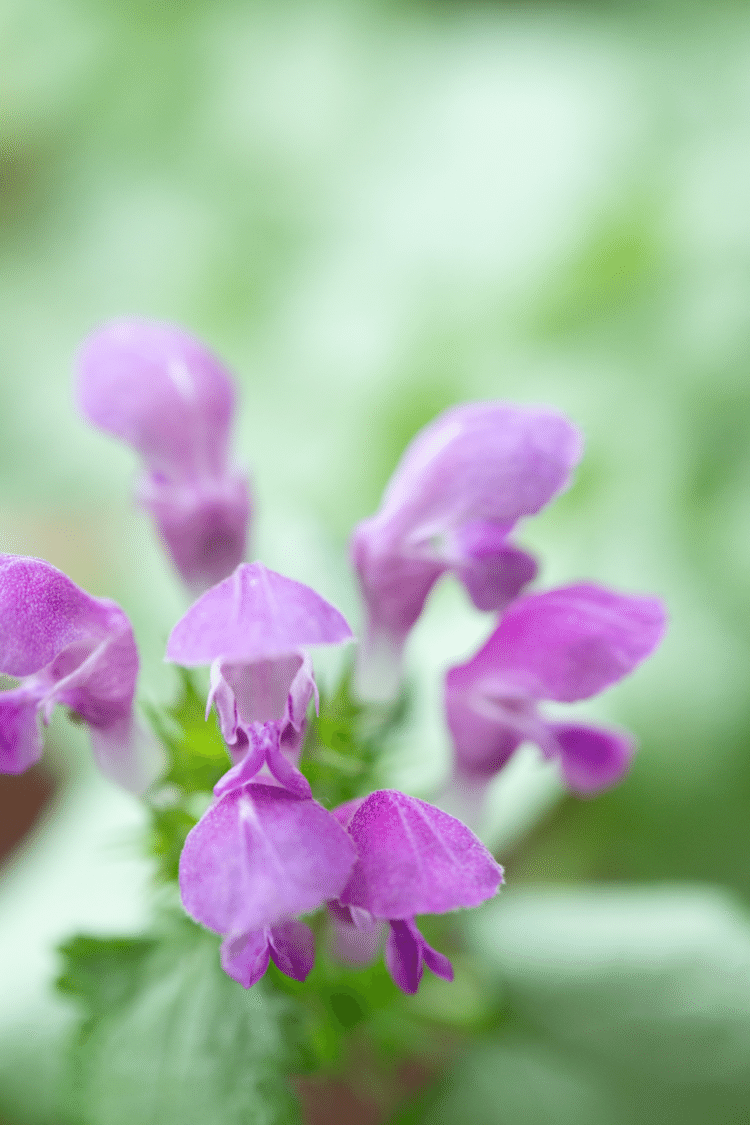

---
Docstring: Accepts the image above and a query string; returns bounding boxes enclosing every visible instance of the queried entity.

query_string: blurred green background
[2,0,750,1122]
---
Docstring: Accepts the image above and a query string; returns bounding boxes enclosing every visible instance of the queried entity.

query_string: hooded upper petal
[450,583,667,704]
[365,402,582,543]
[338,789,503,919]
[76,318,236,479]
[166,562,352,666]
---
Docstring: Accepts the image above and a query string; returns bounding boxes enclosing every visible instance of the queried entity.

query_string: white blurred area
[0,723,155,1120]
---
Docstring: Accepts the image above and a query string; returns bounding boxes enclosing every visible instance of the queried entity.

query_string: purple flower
[445,583,667,793]
[351,402,582,700]
[0,555,159,792]
[76,318,251,594]
[166,562,353,797]
[179,781,358,987]
[332,790,503,993]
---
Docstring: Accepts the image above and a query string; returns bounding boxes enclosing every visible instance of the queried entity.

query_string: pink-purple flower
[76,318,252,594]
[332,790,503,993]
[179,782,358,987]
[0,554,158,792]
[445,583,667,793]
[351,402,582,700]
[166,561,353,797]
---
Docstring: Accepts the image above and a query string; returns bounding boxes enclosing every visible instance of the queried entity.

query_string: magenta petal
[456,536,538,613]
[264,739,312,798]
[552,722,635,793]
[212,729,266,797]
[421,938,454,983]
[142,472,250,595]
[179,783,358,934]
[352,403,581,698]
[0,690,44,774]
[267,920,315,982]
[221,930,270,989]
[445,669,527,778]
[383,918,454,994]
[0,556,146,788]
[0,555,121,676]
[465,584,667,703]
[339,790,503,919]
[385,919,423,994]
[166,562,352,666]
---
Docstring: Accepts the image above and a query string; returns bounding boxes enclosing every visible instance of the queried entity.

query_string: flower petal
[221,930,270,989]
[339,789,503,919]
[88,714,165,795]
[445,669,528,778]
[0,689,44,774]
[141,473,250,594]
[385,919,423,994]
[0,556,143,787]
[451,583,667,704]
[166,562,352,666]
[0,555,119,677]
[267,920,315,982]
[551,722,635,793]
[77,318,236,479]
[454,534,538,613]
[180,783,358,935]
[352,403,581,698]
[384,918,454,994]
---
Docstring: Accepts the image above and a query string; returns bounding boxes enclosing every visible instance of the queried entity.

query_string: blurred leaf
[530,195,665,338]
[388,1037,623,1125]
[57,916,304,1125]
[470,885,750,1087]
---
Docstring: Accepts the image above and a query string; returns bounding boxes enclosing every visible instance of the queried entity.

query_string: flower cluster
[0,317,666,997]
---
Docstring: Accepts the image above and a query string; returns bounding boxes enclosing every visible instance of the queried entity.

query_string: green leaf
[145,671,230,882]
[146,670,229,797]
[302,664,410,809]
[57,917,304,1125]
